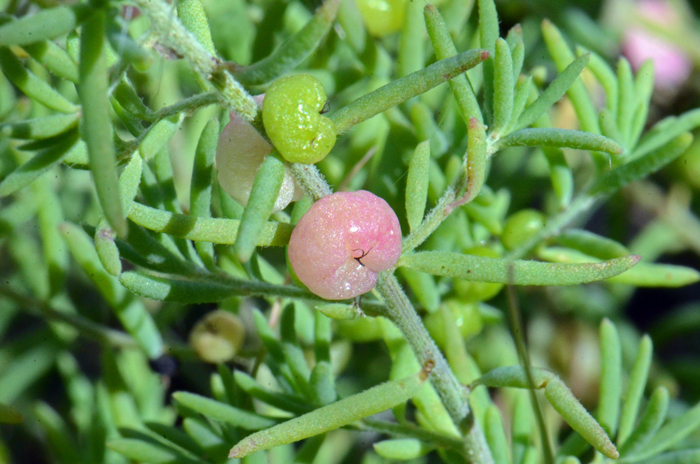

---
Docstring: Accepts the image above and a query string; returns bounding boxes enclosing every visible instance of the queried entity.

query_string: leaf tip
[480,50,490,61]
[424,3,438,14]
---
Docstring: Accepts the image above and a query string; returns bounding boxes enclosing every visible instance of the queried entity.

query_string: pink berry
[288,191,402,300]
[216,95,303,213]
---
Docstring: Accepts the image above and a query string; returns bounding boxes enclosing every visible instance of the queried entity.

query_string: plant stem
[375,274,494,464]
[290,147,494,464]
[132,0,258,120]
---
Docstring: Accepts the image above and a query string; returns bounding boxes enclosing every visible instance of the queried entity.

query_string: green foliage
[1,0,700,463]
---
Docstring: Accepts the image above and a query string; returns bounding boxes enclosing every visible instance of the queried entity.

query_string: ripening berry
[189,310,245,363]
[262,74,336,164]
[216,96,303,213]
[288,191,402,300]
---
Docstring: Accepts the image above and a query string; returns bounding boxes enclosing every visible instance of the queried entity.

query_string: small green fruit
[424,300,483,348]
[262,74,336,164]
[501,209,546,250]
[356,0,407,37]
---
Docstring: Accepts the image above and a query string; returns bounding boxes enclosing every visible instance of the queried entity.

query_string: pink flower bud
[216,95,303,213]
[288,191,402,300]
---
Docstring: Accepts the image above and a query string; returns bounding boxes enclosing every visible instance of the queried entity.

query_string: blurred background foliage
[0,0,699,463]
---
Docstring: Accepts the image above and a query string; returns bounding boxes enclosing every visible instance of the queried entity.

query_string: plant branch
[132,0,258,120]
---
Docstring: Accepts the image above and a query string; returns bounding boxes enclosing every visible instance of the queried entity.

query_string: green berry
[356,0,407,37]
[262,74,336,164]
[424,300,483,348]
[501,209,546,250]
[453,246,504,303]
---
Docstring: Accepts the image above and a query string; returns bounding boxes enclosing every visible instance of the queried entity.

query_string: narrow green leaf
[316,303,362,320]
[95,218,121,277]
[556,230,628,260]
[398,251,640,286]
[0,47,79,113]
[233,371,312,415]
[94,149,142,275]
[629,448,700,464]
[0,112,80,140]
[34,402,79,463]
[145,422,205,459]
[23,40,79,82]
[0,336,59,403]
[492,38,514,137]
[108,438,201,464]
[619,387,669,457]
[597,319,622,437]
[120,270,311,303]
[629,60,655,149]
[406,140,430,232]
[310,361,336,406]
[373,438,433,460]
[497,128,622,154]
[542,147,574,207]
[176,0,216,55]
[473,366,553,390]
[631,401,700,461]
[590,133,693,196]
[607,262,700,287]
[509,76,532,131]
[331,48,488,133]
[485,405,512,464]
[397,0,424,77]
[617,335,653,447]
[233,0,341,85]
[315,308,331,363]
[140,115,183,161]
[600,108,624,146]
[544,378,618,459]
[511,44,526,83]
[475,367,618,459]
[0,129,79,196]
[578,47,618,116]
[173,392,277,430]
[541,20,599,135]
[0,5,88,45]
[466,117,489,202]
[60,223,163,358]
[234,153,286,262]
[478,0,499,123]
[512,391,535,464]
[190,118,219,268]
[77,11,126,236]
[280,305,313,399]
[424,4,482,123]
[633,109,700,159]
[128,202,293,246]
[616,57,635,147]
[106,20,154,71]
[229,368,429,458]
[182,417,228,460]
[515,54,590,132]
[112,78,154,121]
